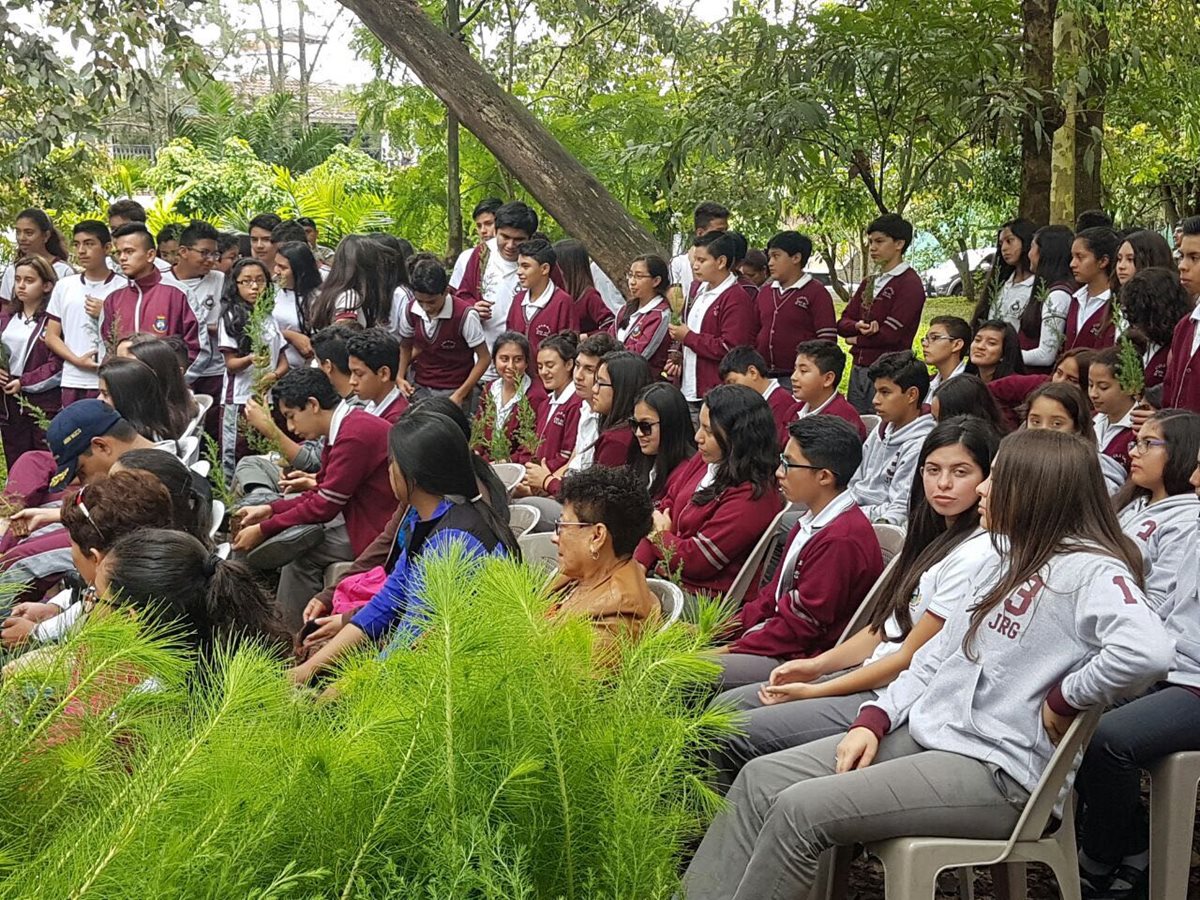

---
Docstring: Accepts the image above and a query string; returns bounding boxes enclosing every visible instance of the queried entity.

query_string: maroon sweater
[1064,294,1116,350]
[610,298,672,376]
[755,279,838,374]
[0,310,62,423]
[260,408,394,555]
[765,386,801,449]
[101,269,200,362]
[1144,343,1170,390]
[729,502,883,659]
[1163,316,1200,413]
[577,286,615,333]
[507,285,580,357]
[404,296,481,389]
[835,266,926,366]
[530,387,582,470]
[633,453,782,596]
[681,281,756,397]
[801,393,867,442]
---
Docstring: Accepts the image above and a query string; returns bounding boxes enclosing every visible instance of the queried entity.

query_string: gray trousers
[717,653,785,692]
[683,726,1028,900]
[712,679,873,792]
[846,364,876,415]
[275,522,354,632]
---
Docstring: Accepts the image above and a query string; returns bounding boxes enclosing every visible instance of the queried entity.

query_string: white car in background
[923,248,995,296]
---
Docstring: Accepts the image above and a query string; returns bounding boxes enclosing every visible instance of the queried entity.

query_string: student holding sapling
[0,257,62,464]
[1090,343,1141,478]
[471,331,543,462]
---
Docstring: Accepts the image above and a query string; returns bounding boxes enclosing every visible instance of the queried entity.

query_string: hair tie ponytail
[202,553,221,577]
[470,493,483,503]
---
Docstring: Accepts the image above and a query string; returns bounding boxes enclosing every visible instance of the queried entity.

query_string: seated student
[682,429,1174,900]
[710,416,1001,789]
[634,384,782,596]
[968,319,1025,385]
[396,255,489,412]
[716,417,884,690]
[1089,346,1137,475]
[473,331,544,462]
[836,213,926,414]
[989,345,1095,422]
[1022,380,1125,492]
[848,351,935,525]
[667,231,756,407]
[97,357,178,447]
[1114,409,1200,610]
[554,239,617,334]
[920,315,971,404]
[518,331,581,476]
[1159,216,1200,414]
[550,466,659,655]
[289,411,519,683]
[738,248,770,288]
[630,382,697,501]
[1120,267,1191,389]
[101,224,200,363]
[346,328,408,424]
[720,346,800,449]
[0,256,62,464]
[610,255,672,377]
[1022,224,1075,371]
[755,231,837,380]
[930,374,1009,434]
[230,367,395,631]
[1065,226,1120,351]
[121,334,200,442]
[45,221,123,406]
[506,238,579,357]
[790,340,865,440]
[111,448,213,546]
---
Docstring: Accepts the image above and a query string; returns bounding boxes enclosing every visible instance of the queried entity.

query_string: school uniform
[1161,306,1200,414]
[761,380,801,449]
[46,272,124,405]
[506,281,579,357]
[680,274,756,401]
[719,492,882,686]
[685,549,1173,900]
[0,309,62,463]
[1064,285,1116,351]
[924,359,967,406]
[1094,409,1134,473]
[397,293,486,396]
[1118,493,1200,611]
[576,285,616,333]
[100,269,200,363]
[217,311,286,479]
[589,262,625,320]
[591,423,637,467]
[633,453,782,597]
[527,382,582,471]
[271,288,307,368]
[990,273,1035,330]
[451,239,521,359]
[795,393,867,442]
[1019,281,1073,371]
[835,263,926,413]
[754,276,837,376]
[473,375,543,462]
[0,259,75,304]
[610,297,671,376]
[848,413,936,525]
[1143,341,1170,389]
[364,387,408,425]
[162,268,225,436]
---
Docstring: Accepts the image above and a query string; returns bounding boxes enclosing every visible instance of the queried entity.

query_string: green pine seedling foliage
[201,432,236,508]
[1117,335,1145,400]
[15,395,53,436]
[0,547,736,898]
[469,388,498,456]
[237,286,288,460]
[514,391,540,460]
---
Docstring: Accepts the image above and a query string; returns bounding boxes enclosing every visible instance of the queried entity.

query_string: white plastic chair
[646,578,684,630]
[190,459,211,479]
[823,707,1103,900]
[182,394,214,439]
[209,500,225,540]
[517,531,558,573]
[491,462,525,496]
[1149,750,1200,900]
[215,542,231,560]
[177,434,201,467]
[860,413,882,436]
[872,522,906,564]
[508,503,541,538]
[834,555,900,645]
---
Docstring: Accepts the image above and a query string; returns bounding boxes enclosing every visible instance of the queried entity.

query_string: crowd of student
[1,195,1200,899]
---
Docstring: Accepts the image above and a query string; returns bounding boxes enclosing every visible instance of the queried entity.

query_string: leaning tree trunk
[337,0,667,283]
[1018,0,1062,226]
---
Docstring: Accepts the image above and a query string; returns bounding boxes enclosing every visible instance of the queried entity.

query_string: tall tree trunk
[1072,12,1107,216]
[1017,0,1061,226]
[336,0,666,283]
[297,3,310,126]
[1049,12,1077,225]
[275,0,286,92]
[445,0,463,259]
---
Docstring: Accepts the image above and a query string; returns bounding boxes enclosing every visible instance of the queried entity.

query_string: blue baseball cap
[47,400,122,490]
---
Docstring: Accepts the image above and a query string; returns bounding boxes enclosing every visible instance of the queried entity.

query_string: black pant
[1075,683,1200,865]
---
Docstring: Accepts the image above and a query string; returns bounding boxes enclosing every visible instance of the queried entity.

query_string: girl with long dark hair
[122,333,198,439]
[97,356,176,443]
[1112,229,1174,293]
[973,218,1036,331]
[968,319,1025,384]
[1023,224,1076,370]
[630,381,696,500]
[111,448,214,546]
[0,256,62,461]
[587,350,650,467]
[554,239,615,333]
[0,209,73,304]
[309,234,400,331]
[272,240,322,366]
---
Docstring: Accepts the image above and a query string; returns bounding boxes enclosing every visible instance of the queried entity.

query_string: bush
[144,137,287,223]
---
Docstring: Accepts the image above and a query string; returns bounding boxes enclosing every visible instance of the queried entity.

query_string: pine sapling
[469,391,497,456]
[239,287,287,459]
[1117,335,1145,402]
[202,432,236,508]
[514,392,540,460]
[16,395,53,435]
[860,263,882,316]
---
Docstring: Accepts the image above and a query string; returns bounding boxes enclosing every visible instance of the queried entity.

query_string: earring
[590,546,599,560]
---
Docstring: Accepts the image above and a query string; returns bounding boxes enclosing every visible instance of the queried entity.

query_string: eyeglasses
[1129,437,1168,454]
[74,485,105,542]
[778,453,824,473]
[626,271,652,280]
[921,333,953,344]
[236,278,267,287]
[184,247,220,260]
[627,418,660,436]
[554,520,596,535]
[593,379,613,390]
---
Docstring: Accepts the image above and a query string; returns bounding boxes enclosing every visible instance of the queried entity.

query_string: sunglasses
[74,485,106,542]
[627,418,660,436]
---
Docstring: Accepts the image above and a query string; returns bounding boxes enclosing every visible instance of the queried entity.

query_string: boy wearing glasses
[920,315,971,405]
[719,346,800,449]
[162,219,226,437]
[717,415,883,689]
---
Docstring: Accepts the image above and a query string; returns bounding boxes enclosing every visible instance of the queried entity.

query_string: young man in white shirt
[669,201,730,301]
[450,197,503,287]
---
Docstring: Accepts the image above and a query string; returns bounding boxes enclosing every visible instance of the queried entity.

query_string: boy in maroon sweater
[717,416,884,689]
[720,346,800,449]
[102,224,200,363]
[1157,216,1200,416]
[790,340,867,441]
[756,231,837,378]
[507,238,579,357]
[347,328,409,424]
[232,367,395,630]
[836,213,925,414]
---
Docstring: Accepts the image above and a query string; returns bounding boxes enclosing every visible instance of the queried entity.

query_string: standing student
[716,416,883,689]
[848,350,935,525]
[554,239,617,333]
[790,340,866,440]
[452,201,538,361]
[669,201,730,300]
[0,209,74,304]
[271,240,322,367]
[296,216,335,267]
[667,231,756,407]
[720,346,800,449]
[44,221,123,406]
[1022,224,1075,370]
[507,238,579,356]
[921,315,971,403]
[611,254,672,375]
[756,231,837,381]
[101,224,199,363]
[1159,216,1200,414]
[929,375,1009,434]
[1112,229,1174,293]
[739,249,769,288]
[1065,226,1120,350]
[0,257,62,462]
[346,328,408,424]
[629,381,696,501]
[633,384,782,596]
[155,225,180,266]
[682,430,1174,900]
[836,213,927,414]
[972,218,1037,331]
[248,213,282,269]
[214,233,241,275]
[106,199,147,232]
[473,331,542,461]
[968,319,1025,384]
[449,197,504,287]
[396,256,489,411]
[519,331,581,474]
[309,235,400,331]
[1120,267,1191,389]
[727,232,758,300]
[1090,345,1138,474]
[1115,409,1200,610]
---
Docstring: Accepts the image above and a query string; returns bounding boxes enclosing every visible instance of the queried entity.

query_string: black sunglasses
[627,418,660,436]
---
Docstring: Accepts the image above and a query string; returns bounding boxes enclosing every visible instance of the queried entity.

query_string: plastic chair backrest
[834,555,900,645]
[491,463,525,495]
[872,523,906,564]
[215,542,231,560]
[209,500,225,539]
[861,414,881,436]
[178,435,201,467]
[190,460,211,479]
[181,394,213,439]
[508,503,542,538]
[517,531,558,572]
[724,504,793,605]
[646,578,684,628]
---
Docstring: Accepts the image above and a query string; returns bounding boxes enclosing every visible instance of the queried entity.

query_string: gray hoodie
[1118,494,1200,610]
[848,413,936,526]
[1158,529,1200,690]
[856,548,1174,803]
